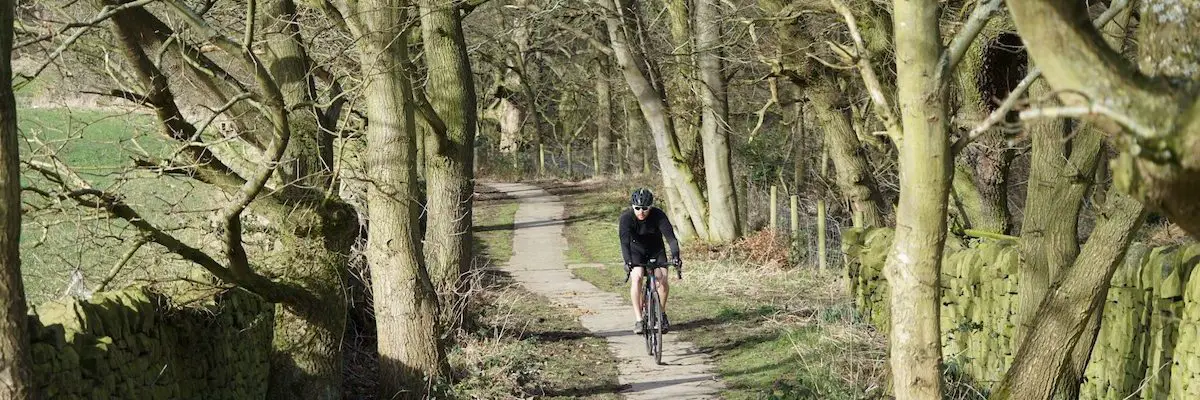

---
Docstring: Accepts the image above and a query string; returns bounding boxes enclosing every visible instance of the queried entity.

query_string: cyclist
[619,188,682,334]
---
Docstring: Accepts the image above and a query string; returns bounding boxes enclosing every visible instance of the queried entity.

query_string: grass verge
[556,180,888,399]
[448,182,621,399]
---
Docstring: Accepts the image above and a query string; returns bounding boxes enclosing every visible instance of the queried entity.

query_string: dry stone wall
[843,227,1200,397]
[27,287,273,399]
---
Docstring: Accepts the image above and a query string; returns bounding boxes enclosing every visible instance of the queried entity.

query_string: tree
[829,0,1002,395]
[91,2,358,396]
[327,0,450,395]
[1007,0,1200,239]
[0,0,33,394]
[695,0,741,241]
[596,0,743,242]
[756,0,888,228]
[415,0,479,329]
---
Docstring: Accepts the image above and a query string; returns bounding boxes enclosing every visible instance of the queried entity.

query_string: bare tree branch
[14,0,161,86]
[952,0,1134,154]
[939,0,1004,80]
[827,0,902,144]
[97,236,150,291]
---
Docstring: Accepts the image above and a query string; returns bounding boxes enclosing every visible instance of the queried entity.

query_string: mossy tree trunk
[417,0,478,329]
[660,0,702,162]
[335,0,449,396]
[949,20,1015,234]
[600,0,711,241]
[808,83,886,228]
[991,188,1146,400]
[103,4,357,397]
[595,59,614,175]
[695,0,741,241]
[885,0,952,396]
[0,0,32,394]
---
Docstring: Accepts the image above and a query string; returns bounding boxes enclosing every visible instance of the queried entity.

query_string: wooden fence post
[790,195,799,236]
[818,199,827,272]
[770,186,778,232]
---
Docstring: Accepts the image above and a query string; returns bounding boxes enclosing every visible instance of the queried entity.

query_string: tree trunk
[0,0,32,394]
[260,0,334,193]
[695,0,739,241]
[595,62,614,176]
[661,0,702,162]
[601,0,709,240]
[349,1,448,396]
[418,0,477,330]
[1015,116,1103,349]
[885,0,951,397]
[807,83,886,228]
[103,7,354,397]
[266,205,355,400]
[951,146,1011,234]
[1012,0,1134,346]
[991,189,1146,400]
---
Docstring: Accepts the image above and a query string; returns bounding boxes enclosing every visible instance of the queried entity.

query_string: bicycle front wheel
[647,276,664,365]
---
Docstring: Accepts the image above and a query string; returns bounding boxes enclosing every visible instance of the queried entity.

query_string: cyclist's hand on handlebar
[671,257,683,279]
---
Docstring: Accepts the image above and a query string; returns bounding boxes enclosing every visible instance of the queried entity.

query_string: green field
[17,106,217,304]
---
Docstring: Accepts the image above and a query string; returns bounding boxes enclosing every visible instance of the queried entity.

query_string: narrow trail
[487,182,725,399]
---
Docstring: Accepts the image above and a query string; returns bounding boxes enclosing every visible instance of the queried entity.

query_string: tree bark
[807,83,886,228]
[104,6,354,397]
[0,0,32,394]
[260,0,334,194]
[342,0,449,396]
[695,0,740,241]
[660,0,702,161]
[991,189,1146,400]
[417,0,478,330]
[595,61,614,175]
[1007,0,1200,238]
[1015,116,1103,348]
[599,0,710,240]
[885,0,951,396]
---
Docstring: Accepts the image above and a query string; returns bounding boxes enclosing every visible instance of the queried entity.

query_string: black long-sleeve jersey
[618,207,681,265]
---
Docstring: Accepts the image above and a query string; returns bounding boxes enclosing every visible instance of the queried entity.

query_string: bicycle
[625,258,682,365]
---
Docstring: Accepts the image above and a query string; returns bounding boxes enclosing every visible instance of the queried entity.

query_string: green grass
[17,107,213,304]
[561,180,888,399]
[450,184,621,399]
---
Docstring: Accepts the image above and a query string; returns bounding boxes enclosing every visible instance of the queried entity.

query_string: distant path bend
[487,182,725,399]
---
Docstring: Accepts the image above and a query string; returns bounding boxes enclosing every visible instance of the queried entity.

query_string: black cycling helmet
[630,188,654,207]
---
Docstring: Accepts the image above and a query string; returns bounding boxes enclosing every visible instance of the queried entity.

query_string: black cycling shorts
[630,249,668,270]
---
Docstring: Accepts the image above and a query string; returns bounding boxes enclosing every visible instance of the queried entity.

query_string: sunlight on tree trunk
[992,189,1146,400]
[695,0,740,241]
[340,0,448,396]
[885,0,951,396]
[419,0,478,330]
[0,0,32,394]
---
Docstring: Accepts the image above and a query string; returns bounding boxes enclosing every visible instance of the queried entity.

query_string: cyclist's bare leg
[654,267,669,314]
[630,266,646,321]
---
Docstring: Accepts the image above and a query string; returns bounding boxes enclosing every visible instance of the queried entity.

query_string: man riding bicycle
[619,188,682,334]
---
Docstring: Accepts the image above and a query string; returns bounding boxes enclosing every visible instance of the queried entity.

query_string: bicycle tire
[643,275,655,356]
[649,280,664,365]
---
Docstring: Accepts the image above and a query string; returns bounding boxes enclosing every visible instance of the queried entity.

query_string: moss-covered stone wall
[27,287,273,399]
[843,227,1200,397]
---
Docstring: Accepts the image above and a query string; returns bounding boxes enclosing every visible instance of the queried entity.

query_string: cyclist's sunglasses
[632,205,650,211]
